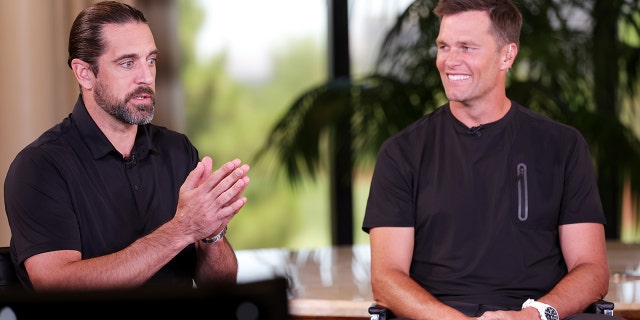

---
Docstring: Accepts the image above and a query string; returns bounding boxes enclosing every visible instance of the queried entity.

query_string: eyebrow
[436,39,479,47]
[112,49,158,63]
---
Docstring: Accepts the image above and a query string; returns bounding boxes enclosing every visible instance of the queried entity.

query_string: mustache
[125,86,155,103]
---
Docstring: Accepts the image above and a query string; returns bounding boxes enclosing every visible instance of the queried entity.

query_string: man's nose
[136,63,155,84]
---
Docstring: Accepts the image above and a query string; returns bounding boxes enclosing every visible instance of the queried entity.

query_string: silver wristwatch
[522,299,559,320]
[202,226,227,244]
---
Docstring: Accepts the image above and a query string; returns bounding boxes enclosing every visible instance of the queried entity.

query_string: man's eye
[147,57,157,66]
[121,61,133,68]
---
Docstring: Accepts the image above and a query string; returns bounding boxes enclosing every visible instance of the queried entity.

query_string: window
[181,0,413,249]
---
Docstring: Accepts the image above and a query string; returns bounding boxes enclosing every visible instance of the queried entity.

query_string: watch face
[544,307,559,320]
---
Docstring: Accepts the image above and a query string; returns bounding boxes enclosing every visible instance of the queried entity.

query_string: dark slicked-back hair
[67,1,148,75]
[433,0,522,48]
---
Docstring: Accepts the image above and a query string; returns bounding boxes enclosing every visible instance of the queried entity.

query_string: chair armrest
[588,299,615,316]
[368,303,395,320]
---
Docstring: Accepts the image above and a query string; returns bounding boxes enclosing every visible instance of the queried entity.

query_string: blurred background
[0,0,639,251]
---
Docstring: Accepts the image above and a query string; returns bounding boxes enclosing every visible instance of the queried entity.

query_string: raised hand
[174,157,250,243]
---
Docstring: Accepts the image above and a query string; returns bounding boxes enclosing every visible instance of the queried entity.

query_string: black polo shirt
[362,101,605,308]
[5,95,199,288]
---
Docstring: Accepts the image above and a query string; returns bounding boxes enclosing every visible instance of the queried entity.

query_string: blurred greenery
[177,0,640,248]
[177,0,371,249]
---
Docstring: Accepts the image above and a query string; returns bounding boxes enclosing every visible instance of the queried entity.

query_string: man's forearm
[29,220,193,291]
[538,263,609,318]
[194,238,238,286]
[373,269,470,320]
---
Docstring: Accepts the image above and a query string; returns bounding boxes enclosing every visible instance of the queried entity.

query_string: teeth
[448,74,470,81]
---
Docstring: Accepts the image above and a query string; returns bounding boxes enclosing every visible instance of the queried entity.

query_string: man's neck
[449,97,512,128]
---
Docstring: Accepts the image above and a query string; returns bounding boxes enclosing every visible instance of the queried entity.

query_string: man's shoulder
[513,103,582,136]
[514,103,565,124]
[18,118,75,158]
[143,123,193,147]
[390,106,447,139]
[5,121,79,187]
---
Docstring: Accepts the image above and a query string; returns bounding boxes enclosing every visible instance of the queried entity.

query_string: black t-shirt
[5,96,199,288]
[362,101,605,308]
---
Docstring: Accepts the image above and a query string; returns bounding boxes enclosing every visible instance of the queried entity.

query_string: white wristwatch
[522,299,559,320]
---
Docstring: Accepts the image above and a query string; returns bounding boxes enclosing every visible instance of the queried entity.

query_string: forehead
[100,22,156,58]
[437,10,493,43]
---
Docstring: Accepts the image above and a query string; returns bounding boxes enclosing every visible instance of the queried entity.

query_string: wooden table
[236,243,640,320]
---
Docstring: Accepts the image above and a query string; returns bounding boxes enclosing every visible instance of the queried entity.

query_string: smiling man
[362,0,620,319]
[4,1,250,291]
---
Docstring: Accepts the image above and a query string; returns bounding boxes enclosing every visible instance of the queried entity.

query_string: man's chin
[138,113,154,125]
[124,110,154,125]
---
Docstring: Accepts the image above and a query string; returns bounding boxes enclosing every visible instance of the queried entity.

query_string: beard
[93,80,155,125]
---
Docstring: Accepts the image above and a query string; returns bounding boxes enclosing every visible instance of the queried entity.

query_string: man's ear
[70,58,95,90]
[500,44,517,71]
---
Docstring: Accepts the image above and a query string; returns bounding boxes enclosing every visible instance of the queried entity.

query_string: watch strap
[522,299,559,320]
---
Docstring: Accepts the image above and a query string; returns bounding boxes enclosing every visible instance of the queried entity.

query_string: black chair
[369,299,615,319]
[0,246,20,290]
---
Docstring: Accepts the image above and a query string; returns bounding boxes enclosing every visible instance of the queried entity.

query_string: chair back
[0,246,20,289]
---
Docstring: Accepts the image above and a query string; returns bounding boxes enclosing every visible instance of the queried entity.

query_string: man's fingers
[201,156,213,174]
[202,160,248,194]
[181,161,205,191]
[216,196,248,221]
[213,159,243,182]
[215,176,250,207]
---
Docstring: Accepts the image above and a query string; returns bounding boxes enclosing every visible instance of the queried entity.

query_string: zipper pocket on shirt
[517,163,528,221]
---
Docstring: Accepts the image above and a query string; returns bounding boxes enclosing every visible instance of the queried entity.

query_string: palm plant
[255,0,640,241]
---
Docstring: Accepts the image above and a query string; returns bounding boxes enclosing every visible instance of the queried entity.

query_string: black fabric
[363,101,605,308]
[4,95,199,289]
